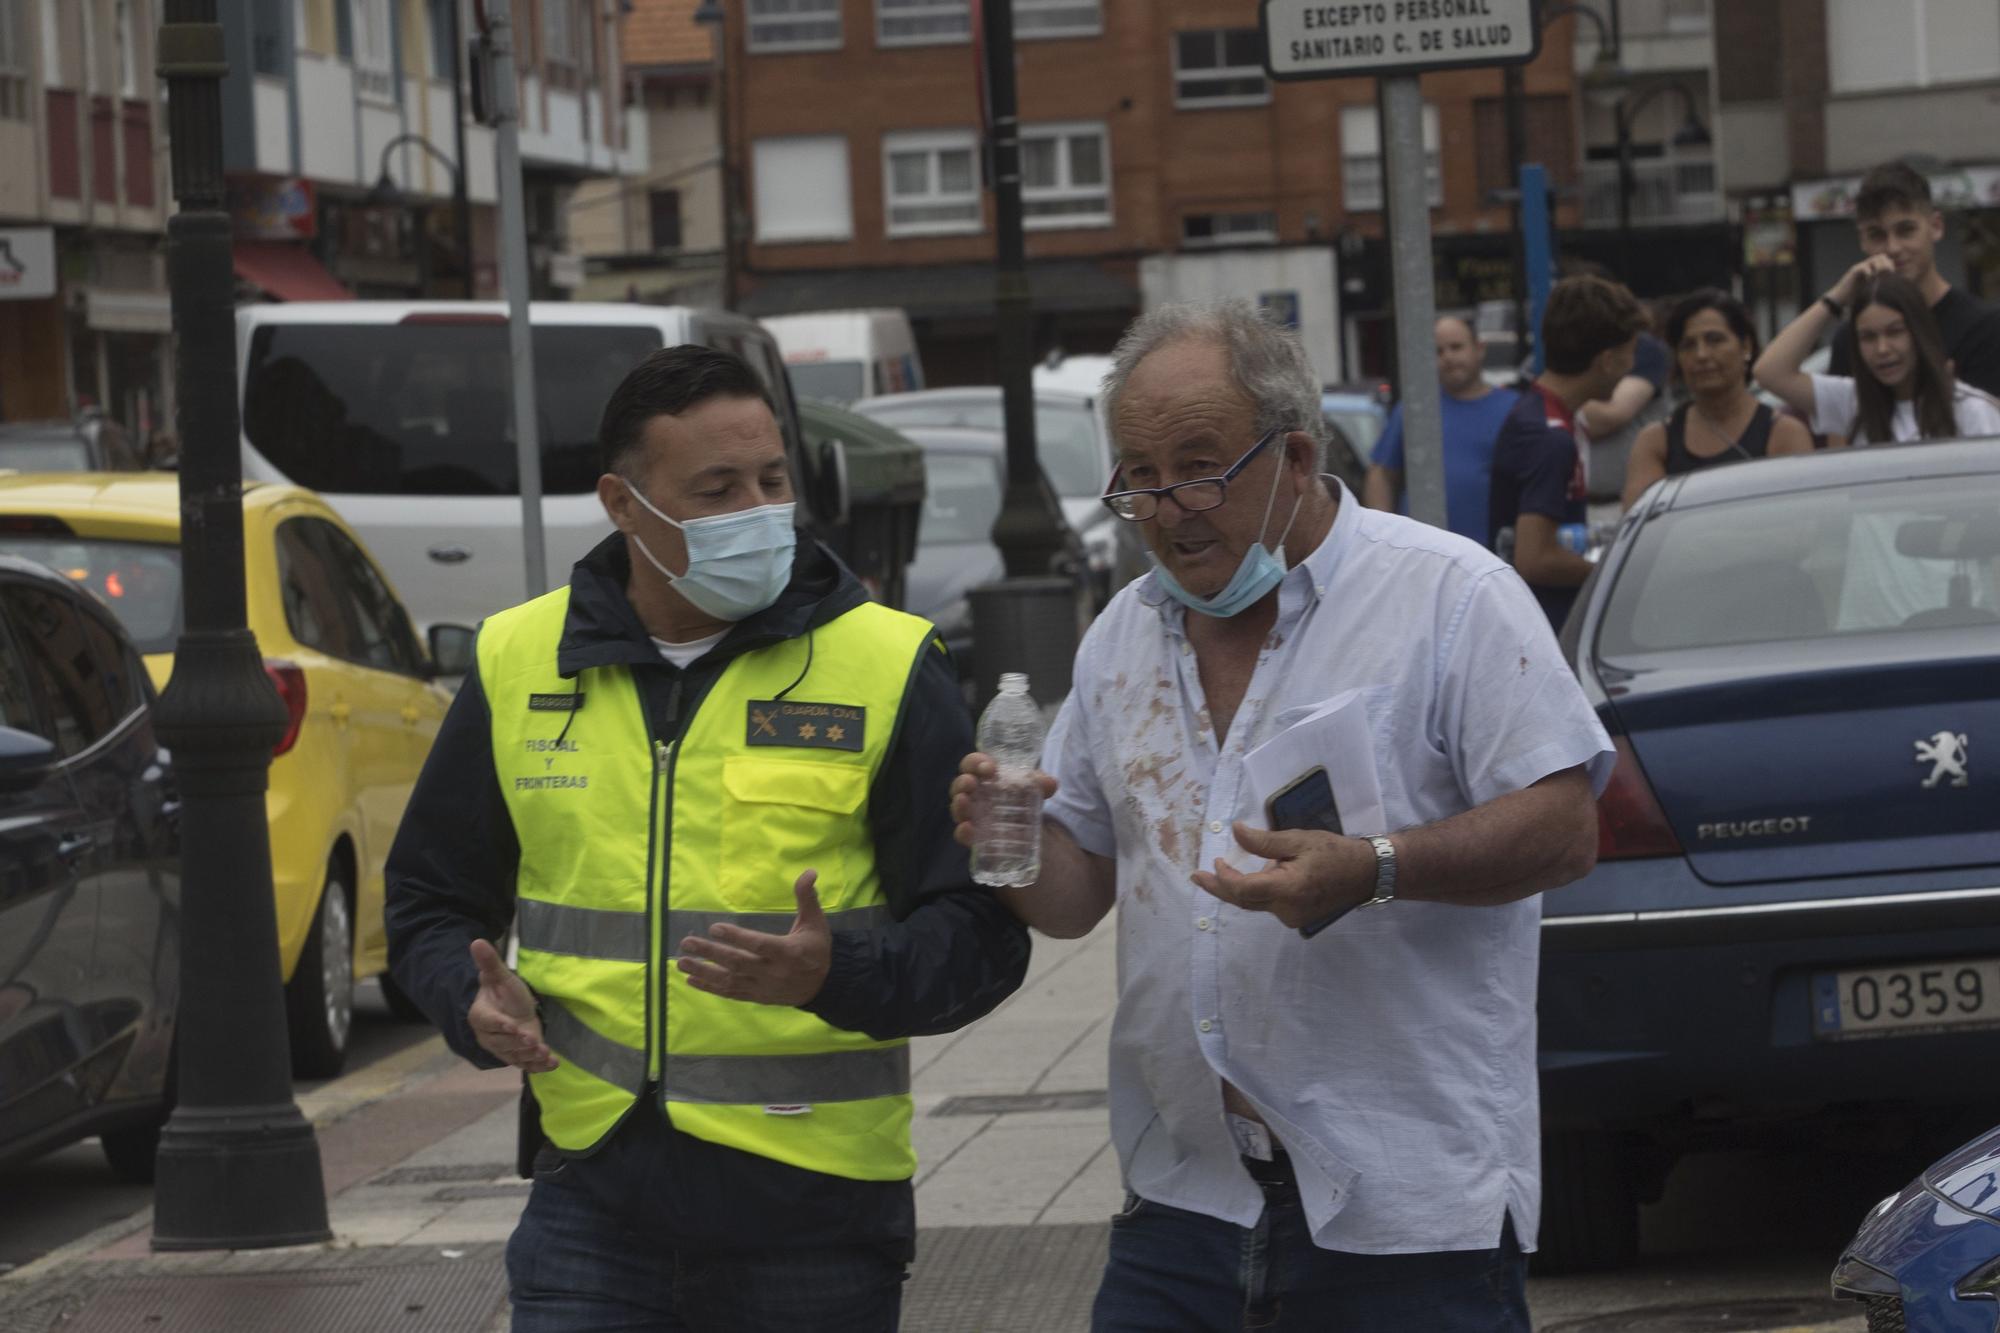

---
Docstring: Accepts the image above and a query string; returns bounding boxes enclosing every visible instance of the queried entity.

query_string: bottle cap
[998,672,1030,692]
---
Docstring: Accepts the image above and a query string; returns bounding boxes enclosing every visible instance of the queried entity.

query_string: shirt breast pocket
[718,756,870,912]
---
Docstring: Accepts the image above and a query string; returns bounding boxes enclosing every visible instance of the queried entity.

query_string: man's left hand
[678,870,832,1006]
[1192,824,1372,930]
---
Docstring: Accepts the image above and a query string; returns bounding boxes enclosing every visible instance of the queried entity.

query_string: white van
[762,309,923,406]
[236,301,854,638]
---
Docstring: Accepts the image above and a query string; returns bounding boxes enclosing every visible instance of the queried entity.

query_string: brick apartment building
[720,0,1584,384]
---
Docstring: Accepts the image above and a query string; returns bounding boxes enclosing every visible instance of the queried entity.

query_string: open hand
[950,751,1060,849]
[678,870,832,1007]
[468,938,558,1073]
[1190,824,1371,931]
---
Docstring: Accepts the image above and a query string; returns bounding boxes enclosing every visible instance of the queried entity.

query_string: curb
[0,1036,455,1292]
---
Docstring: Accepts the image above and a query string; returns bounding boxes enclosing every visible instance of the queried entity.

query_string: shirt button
[1196,917,1212,931]
[1198,1019,1214,1033]
[1208,820,1223,833]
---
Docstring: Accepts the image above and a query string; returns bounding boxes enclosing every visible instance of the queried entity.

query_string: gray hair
[1099,300,1326,458]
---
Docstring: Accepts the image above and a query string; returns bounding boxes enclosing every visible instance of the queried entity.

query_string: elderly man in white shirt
[953,301,1612,1330]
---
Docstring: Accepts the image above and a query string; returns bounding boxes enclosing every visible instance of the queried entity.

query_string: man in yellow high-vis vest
[386,345,1030,1332]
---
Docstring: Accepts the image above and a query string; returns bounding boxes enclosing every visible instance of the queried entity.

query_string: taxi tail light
[1596,734,1681,861]
[264,661,307,757]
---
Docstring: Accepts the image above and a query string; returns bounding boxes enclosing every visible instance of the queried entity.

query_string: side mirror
[0,726,57,792]
[814,437,852,528]
[427,624,477,678]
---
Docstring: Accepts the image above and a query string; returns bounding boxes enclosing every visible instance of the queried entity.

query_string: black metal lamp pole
[448,0,474,298]
[151,0,331,1251]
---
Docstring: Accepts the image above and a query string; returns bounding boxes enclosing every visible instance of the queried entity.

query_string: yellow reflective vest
[479,586,936,1181]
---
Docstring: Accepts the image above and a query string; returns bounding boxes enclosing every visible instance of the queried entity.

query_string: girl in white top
[1756,254,2000,445]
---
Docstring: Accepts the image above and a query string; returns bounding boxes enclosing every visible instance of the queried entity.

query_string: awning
[82,288,172,333]
[232,241,352,302]
[740,259,1138,322]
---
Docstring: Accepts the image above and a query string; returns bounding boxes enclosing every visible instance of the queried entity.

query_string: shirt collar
[1137,476,1357,624]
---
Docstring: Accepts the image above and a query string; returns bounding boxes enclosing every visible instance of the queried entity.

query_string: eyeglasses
[1100,428,1280,523]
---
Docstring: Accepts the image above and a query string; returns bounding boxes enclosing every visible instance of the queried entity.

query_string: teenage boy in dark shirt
[1828,161,2000,401]
[1488,275,1649,630]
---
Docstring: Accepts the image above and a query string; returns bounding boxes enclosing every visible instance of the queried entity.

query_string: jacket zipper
[654,677,685,1100]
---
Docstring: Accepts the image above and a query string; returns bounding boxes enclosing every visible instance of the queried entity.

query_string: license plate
[1813,957,2000,1040]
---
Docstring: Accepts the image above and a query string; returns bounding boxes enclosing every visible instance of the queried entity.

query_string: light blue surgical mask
[1148,448,1303,620]
[622,479,797,622]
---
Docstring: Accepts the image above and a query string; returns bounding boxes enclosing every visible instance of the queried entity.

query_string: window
[748,0,842,52]
[275,521,352,658]
[920,452,1004,546]
[1015,0,1100,40]
[878,0,970,47]
[1662,0,1708,33]
[2,586,122,757]
[316,523,425,677]
[426,0,457,80]
[349,0,395,100]
[1174,29,1268,108]
[74,605,145,720]
[649,188,683,251]
[752,135,853,242]
[118,0,139,94]
[0,538,183,654]
[1829,0,2000,92]
[0,0,28,120]
[241,323,664,497]
[543,0,576,87]
[0,617,37,733]
[1020,123,1110,229]
[1472,94,1575,197]
[252,0,286,74]
[1182,210,1278,248]
[884,131,981,237]
[335,0,354,60]
[1339,102,1442,212]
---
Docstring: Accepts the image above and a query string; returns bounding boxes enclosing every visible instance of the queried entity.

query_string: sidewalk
[0,923,1867,1332]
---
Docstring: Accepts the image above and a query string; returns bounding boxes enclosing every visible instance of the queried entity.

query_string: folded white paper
[1230,689,1387,870]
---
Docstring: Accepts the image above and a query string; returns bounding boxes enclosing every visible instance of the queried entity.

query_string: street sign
[1261,0,1540,81]
[0,228,57,301]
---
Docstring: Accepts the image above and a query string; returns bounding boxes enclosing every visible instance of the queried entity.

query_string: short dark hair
[1663,288,1758,385]
[598,344,774,476]
[1855,161,1933,222]
[1541,275,1650,376]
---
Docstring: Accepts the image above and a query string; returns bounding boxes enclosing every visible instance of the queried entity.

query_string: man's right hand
[468,938,559,1074]
[950,751,1060,849]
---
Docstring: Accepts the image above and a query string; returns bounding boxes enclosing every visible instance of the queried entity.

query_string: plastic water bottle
[1556,523,1592,555]
[972,673,1046,888]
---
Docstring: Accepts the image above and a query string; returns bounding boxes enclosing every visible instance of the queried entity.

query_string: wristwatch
[1820,295,1844,320]
[1361,835,1398,908]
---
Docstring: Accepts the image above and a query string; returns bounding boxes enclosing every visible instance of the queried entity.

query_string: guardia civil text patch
[746,700,865,751]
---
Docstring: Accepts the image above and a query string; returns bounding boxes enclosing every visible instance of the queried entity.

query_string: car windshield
[241,323,663,496]
[0,437,90,472]
[1597,473,2000,656]
[0,537,181,653]
[858,397,1105,498]
[787,361,867,405]
[920,453,1002,546]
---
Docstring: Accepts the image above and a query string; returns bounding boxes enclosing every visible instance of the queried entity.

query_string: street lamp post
[151,0,330,1251]
[1613,82,1712,282]
[369,133,466,297]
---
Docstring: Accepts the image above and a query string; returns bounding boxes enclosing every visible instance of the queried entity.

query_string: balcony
[1580,157,1722,227]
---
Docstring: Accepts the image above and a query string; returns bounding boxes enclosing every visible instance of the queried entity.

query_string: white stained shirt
[1807,372,2000,445]
[1041,481,1613,1256]
[653,630,727,669]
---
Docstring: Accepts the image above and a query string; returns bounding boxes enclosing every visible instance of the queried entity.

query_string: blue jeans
[1091,1154,1530,1332]
[506,1156,907,1332]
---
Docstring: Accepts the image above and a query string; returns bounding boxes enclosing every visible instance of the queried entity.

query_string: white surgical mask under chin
[622,478,797,623]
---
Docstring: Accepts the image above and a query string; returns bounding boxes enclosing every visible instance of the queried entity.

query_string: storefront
[1791,163,2000,305]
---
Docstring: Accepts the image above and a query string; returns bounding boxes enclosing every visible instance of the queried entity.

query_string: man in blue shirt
[1363,314,1516,543]
[1487,275,1649,629]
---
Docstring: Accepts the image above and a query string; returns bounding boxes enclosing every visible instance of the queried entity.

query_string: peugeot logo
[1914,730,1970,789]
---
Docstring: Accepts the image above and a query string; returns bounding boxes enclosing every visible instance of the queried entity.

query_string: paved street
[0,924,1941,1329]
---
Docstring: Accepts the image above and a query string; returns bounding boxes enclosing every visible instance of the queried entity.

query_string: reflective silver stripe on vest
[663,1045,910,1106]
[665,903,893,942]
[539,998,647,1091]
[517,900,648,963]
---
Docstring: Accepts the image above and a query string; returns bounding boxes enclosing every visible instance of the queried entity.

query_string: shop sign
[0,228,58,301]
[1742,196,1796,268]
[230,176,319,240]
[1793,165,2000,221]
[1262,0,1540,80]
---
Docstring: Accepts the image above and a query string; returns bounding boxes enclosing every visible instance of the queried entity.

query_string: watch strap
[1364,834,1397,907]
[1820,295,1844,320]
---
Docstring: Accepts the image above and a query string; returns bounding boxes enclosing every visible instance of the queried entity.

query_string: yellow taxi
[0,473,451,1076]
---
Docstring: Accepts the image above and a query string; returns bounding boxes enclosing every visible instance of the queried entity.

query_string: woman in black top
[1622,290,1813,508]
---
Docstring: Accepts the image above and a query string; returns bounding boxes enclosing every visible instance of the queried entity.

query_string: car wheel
[1533,1128,1639,1274]
[285,863,354,1079]
[377,971,430,1025]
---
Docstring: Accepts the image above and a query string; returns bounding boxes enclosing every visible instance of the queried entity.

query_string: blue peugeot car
[1541,439,2000,1271]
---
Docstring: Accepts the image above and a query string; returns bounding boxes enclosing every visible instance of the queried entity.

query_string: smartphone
[1264,768,1351,940]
